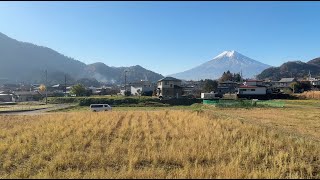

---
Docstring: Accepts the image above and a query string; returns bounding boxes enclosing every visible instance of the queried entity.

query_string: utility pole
[293,83,295,94]
[64,74,67,96]
[45,70,48,104]
[124,70,127,95]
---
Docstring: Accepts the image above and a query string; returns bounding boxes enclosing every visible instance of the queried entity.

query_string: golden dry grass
[214,106,320,142]
[298,91,320,100]
[0,109,319,179]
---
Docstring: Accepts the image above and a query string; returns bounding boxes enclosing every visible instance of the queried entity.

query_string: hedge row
[79,97,159,106]
[46,97,81,104]
[160,98,203,106]
[46,96,202,106]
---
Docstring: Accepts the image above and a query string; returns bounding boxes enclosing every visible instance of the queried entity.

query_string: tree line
[201,70,242,93]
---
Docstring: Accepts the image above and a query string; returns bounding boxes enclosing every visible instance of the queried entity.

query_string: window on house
[165,81,169,85]
[251,89,255,91]
[170,84,172,87]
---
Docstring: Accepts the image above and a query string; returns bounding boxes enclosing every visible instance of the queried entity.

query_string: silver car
[90,104,112,112]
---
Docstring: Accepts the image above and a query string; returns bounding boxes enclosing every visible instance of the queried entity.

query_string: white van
[90,104,112,112]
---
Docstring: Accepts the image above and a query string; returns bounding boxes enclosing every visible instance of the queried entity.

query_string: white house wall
[157,81,181,89]
[131,86,154,95]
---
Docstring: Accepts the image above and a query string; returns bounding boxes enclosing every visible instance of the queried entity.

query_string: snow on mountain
[169,50,271,80]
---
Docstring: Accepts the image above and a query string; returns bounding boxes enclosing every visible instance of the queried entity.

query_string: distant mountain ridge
[257,58,320,80]
[169,50,271,80]
[86,63,163,84]
[0,32,163,85]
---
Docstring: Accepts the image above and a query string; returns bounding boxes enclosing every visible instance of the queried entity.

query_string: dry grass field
[297,91,320,100]
[0,103,320,178]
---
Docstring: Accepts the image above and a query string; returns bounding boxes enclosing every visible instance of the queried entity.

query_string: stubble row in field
[0,110,319,178]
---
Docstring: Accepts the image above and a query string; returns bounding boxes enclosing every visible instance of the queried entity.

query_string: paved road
[0,104,76,115]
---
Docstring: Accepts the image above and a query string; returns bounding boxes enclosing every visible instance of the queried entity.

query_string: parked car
[90,104,112,112]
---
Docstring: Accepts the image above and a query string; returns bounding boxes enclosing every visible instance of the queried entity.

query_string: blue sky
[0,1,320,76]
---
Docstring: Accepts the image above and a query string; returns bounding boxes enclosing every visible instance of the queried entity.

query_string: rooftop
[278,78,295,82]
[239,85,267,88]
[245,79,263,82]
[158,77,181,82]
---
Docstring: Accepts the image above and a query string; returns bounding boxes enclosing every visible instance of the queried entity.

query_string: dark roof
[239,85,267,88]
[158,77,181,82]
[246,79,263,82]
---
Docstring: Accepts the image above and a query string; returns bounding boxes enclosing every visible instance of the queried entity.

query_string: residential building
[274,78,296,88]
[0,93,16,102]
[237,80,268,99]
[305,72,320,88]
[311,79,320,86]
[181,80,204,98]
[129,80,155,96]
[217,81,239,94]
[13,91,42,102]
[156,77,182,99]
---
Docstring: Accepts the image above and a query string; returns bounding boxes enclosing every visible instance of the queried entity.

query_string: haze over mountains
[0,32,163,85]
[170,50,271,81]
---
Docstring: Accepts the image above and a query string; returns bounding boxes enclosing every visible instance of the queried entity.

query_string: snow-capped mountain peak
[169,50,271,80]
[214,50,237,58]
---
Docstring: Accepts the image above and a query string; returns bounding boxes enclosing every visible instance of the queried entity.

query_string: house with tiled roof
[217,80,239,94]
[274,78,296,88]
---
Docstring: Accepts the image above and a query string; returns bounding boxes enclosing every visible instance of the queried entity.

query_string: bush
[78,97,159,106]
[46,97,82,104]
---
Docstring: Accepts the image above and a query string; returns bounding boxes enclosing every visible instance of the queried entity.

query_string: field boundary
[0,107,48,114]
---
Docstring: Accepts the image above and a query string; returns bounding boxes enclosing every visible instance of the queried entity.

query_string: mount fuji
[169,50,271,80]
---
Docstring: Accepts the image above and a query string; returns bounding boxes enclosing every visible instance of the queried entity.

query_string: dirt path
[0,104,76,115]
